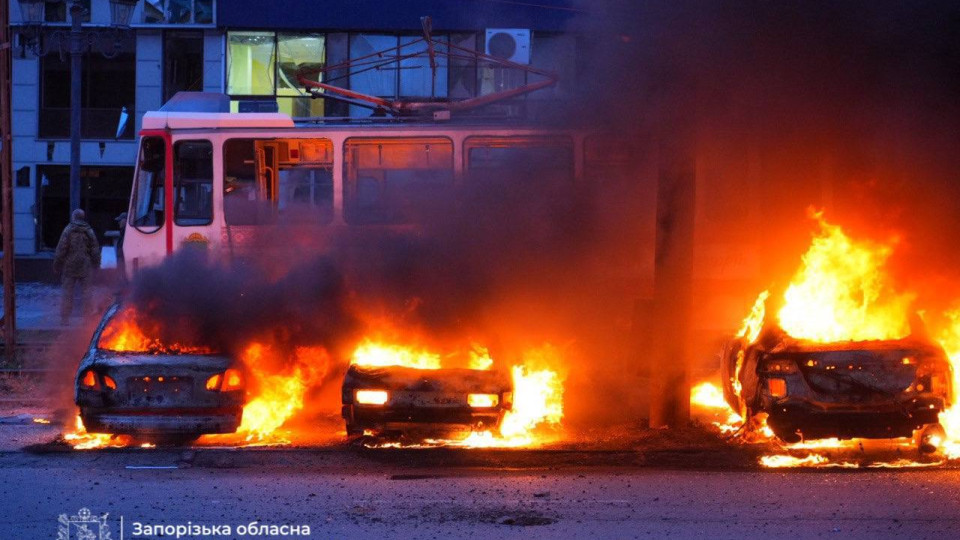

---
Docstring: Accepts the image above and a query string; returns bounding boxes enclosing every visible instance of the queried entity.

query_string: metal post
[648,104,696,429]
[1,0,18,360]
[69,1,83,213]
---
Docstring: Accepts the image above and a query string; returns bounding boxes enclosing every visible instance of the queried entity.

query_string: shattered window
[227,32,276,96]
[130,137,166,232]
[142,0,215,25]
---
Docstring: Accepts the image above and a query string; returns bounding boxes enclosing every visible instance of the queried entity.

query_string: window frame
[139,0,216,26]
[37,32,137,141]
[221,137,336,226]
[463,135,576,183]
[128,135,169,235]
[173,139,215,227]
[342,136,455,225]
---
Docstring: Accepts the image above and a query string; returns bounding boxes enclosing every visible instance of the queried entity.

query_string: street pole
[1,0,18,360]
[69,1,83,213]
[648,97,696,429]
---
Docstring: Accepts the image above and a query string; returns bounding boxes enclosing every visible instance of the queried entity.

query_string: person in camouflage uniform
[53,209,100,324]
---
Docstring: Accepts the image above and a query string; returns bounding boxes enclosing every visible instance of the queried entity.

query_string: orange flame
[231,343,330,443]
[727,213,960,466]
[776,215,913,342]
[934,310,960,459]
[98,307,214,355]
[352,341,565,447]
[351,340,443,370]
[63,415,152,450]
[738,291,769,343]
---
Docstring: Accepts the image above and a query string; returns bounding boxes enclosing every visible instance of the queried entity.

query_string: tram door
[255,141,280,222]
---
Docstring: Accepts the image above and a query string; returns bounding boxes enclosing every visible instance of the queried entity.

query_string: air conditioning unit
[485,29,531,64]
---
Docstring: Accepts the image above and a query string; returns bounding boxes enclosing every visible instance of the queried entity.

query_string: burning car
[722,325,953,448]
[341,353,513,439]
[75,304,245,442]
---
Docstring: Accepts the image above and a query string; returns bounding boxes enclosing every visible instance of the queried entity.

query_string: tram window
[278,167,334,224]
[224,138,334,225]
[130,136,166,232]
[223,138,262,226]
[344,138,454,224]
[465,138,574,183]
[174,140,214,226]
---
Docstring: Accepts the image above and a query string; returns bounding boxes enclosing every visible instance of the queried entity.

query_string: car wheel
[916,423,946,454]
[141,434,200,447]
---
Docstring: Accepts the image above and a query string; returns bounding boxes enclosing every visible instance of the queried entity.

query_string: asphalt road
[2,424,959,539]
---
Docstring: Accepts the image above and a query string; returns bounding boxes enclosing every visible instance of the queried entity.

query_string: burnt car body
[75,305,245,440]
[342,364,512,438]
[722,328,953,443]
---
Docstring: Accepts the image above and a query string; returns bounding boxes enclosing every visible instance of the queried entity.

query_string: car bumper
[764,395,946,439]
[342,404,504,436]
[80,407,242,435]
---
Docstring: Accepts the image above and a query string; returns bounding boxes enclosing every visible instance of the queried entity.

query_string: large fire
[63,415,154,450]
[230,344,330,443]
[693,212,960,467]
[98,307,214,355]
[776,214,913,342]
[350,341,565,447]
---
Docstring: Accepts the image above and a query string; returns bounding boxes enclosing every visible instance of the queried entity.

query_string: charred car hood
[79,351,234,371]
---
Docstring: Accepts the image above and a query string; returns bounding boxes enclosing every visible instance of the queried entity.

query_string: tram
[121,92,619,274]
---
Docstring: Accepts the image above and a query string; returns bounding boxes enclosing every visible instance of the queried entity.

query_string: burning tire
[917,423,947,454]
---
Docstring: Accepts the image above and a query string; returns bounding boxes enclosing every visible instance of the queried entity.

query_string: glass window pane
[465,137,574,183]
[278,33,325,98]
[344,138,454,224]
[223,139,260,225]
[39,33,136,140]
[130,137,166,232]
[164,32,204,103]
[227,32,276,96]
[174,140,214,226]
[167,0,192,24]
[194,0,214,24]
[349,34,398,99]
[448,33,478,99]
[143,0,165,23]
[277,97,324,119]
[399,36,448,98]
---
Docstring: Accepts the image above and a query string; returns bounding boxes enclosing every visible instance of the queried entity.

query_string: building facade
[7,0,579,258]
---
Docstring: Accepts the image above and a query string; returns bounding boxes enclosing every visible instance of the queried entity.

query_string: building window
[226,31,325,118]
[174,140,213,226]
[43,1,91,23]
[347,34,450,106]
[226,31,276,96]
[227,31,458,118]
[164,31,204,103]
[143,0,214,25]
[277,33,325,118]
[38,33,136,140]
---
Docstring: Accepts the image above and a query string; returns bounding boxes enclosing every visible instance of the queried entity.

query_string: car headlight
[355,390,389,405]
[467,393,499,408]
